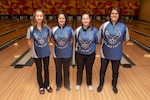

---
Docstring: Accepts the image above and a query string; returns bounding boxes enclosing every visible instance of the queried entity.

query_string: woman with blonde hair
[26,9,53,94]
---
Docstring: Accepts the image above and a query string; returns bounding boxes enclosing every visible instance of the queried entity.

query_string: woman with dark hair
[97,7,130,93]
[75,14,99,91]
[51,12,74,91]
[26,9,53,94]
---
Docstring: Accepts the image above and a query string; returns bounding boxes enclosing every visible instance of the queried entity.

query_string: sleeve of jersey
[50,27,55,38]
[124,27,130,41]
[74,30,78,45]
[71,29,75,43]
[98,25,104,40]
[50,28,54,38]
[94,27,99,44]
[26,26,33,39]
[74,26,81,44]
[51,26,58,38]
[74,27,81,51]
[47,25,51,38]
[99,21,110,40]
[71,28,75,39]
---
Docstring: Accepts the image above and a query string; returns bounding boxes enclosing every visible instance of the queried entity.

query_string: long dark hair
[109,7,121,20]
[56,12,67,26]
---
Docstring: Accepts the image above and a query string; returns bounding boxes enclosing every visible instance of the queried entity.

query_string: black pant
[34,56,50,88]
[54,58,71,88]
[76,52,95,85]
[99,58,120,87]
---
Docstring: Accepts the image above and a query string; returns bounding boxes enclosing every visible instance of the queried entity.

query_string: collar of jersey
[110,20,119,26]
[82,25,90,31]
[58,25,66,29]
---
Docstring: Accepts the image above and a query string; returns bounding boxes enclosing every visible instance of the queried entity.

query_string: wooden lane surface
[0,19,29,29]
[0,19,150,100]
[0,19,17,25]
[129,29,150,48]
[130,20,150,26]
[122,19,150,30]
[0,65,149,100]
[127,21,150,30]
[0,19,18,27]
[0,20,30,35]
[0,41,150,100]
[123,41,150,66]
[0,19,9,23]
[126,23,150,35]
[124,20,150,48]
[0,37,29,66]
[0,26,30,46]
[0,19,54,47]
[0,19,74,66]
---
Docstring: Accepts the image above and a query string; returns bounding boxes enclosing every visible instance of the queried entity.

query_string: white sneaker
[88,85,93,91]
[75,85,80,91]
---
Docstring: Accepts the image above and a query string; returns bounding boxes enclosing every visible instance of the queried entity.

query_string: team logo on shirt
[33,32,47,47]
[79,36,93,49]
[54,34,68,49]
[78,35,93,52]
[105,30,121,44]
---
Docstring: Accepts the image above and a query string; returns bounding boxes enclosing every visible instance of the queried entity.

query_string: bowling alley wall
[0,0,139,15]
[1,0,149,22]
[138,0,150,22]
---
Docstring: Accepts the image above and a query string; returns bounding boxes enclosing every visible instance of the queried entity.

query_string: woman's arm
[27,39,32,49]
[70,38,74,46]
[50,38,55,44]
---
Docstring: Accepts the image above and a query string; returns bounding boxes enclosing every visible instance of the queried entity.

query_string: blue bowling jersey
[26,25,51,58]
[51,25,74,58]
[75,26,99,55]
[99,21,130,60]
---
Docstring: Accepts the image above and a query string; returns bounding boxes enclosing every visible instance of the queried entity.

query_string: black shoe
[112,87,118,94]
[39,87,45,94]
[46,86,53,93]
[65,87,71,91]
[97,85,103,92]
[56,87,60,91]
